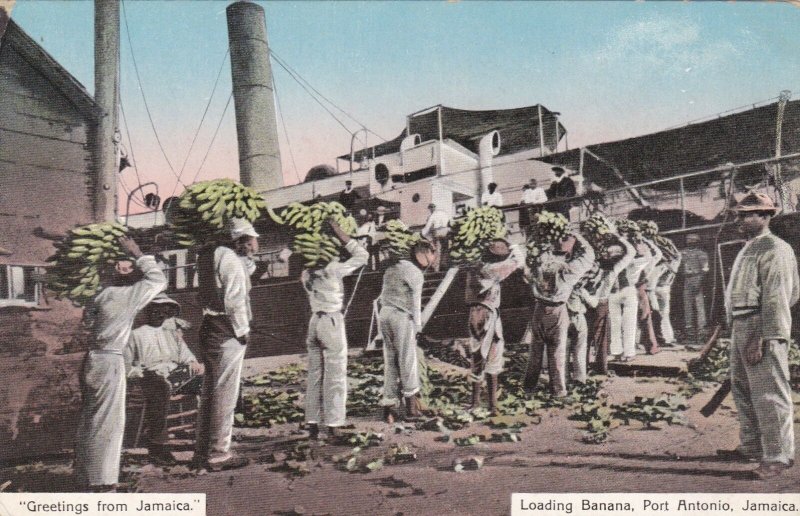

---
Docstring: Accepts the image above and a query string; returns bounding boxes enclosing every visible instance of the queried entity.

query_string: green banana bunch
[636,219,659,238]
[580,213,614,250]
[46,222,129,305]
[614,218,642,243]
[275,201,357,268]
[170,179,268,247]
[525,210,569,269]
[448,206,507,264]
[384,219,422,259]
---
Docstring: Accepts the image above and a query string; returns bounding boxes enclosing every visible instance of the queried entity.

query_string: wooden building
[0,19,100,307]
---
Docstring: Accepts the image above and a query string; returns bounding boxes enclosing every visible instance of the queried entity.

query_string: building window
[0,265,40,306]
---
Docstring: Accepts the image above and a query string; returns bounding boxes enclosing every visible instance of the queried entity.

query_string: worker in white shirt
[520,180,548,236]
[421,203,451,272]
[125,294,203,464]
[379,240,436,423]
[482,182,505,208]
[522,179,548,205]
[302,219,369,440]
[193,218,258,472]
[74,236,166,491]
[356,211,378,270]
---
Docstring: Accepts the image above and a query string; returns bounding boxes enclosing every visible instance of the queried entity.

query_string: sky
[9,1,800,214]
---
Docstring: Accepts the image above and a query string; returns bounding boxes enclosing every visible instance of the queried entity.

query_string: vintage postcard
[1,1,799,515]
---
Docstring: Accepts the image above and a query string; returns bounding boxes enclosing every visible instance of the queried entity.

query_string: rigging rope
[269,50,389,143]
[121,0,183,187]
[272,76,302,184]
[188,92,234,186]
[168,48,231,199]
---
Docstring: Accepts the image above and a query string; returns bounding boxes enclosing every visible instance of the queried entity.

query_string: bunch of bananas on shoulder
[384,219,422,260]
[614,218,642,243]
[170,179,267,247]
[449,206,507,264]
[636,219,680,261]
[273,201,358,268]
[580,213,614,249]
[46,222,129,304]
[525,210,569,268]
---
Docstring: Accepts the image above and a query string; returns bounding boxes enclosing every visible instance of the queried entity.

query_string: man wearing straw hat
[718,192,798,479]
[126,293,204,464]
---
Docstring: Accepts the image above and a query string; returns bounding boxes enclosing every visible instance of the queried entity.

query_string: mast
[92,0,120,222]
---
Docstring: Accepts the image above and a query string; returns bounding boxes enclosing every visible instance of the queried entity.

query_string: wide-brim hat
[686,233,701,244]
[228,217,260,240]
[376,206,387,213]
[551,166,566,173]
[148,293,181,314]
[732,191,778,213]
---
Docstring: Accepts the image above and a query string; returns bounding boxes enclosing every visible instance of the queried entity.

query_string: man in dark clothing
[338,180,360,211]
[546,167,576,218]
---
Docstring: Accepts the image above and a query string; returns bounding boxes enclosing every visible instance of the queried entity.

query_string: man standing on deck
[718,192,798,480]
[193,218,258,471]
[75,236,166,491]
[466,238,526,415]
[421,203,451,272]
[302,219,369,440]
[546,166,576,218]
[379,240,436,422]
[681,233,709,346]
[524,229,595,397]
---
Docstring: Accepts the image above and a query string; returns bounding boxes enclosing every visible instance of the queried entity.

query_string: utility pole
[92,0,120,222]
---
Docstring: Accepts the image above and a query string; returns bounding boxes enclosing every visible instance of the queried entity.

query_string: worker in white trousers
[719,192,798,480]
[75,237,166,490]
[302,219,369,440]
[194,218,258,471]
[379,240,436,422]
[608,225,651,361]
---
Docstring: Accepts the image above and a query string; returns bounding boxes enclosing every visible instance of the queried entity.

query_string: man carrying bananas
[302,219,369,440]
[524,232,595,398]
[466,238,526,415]
[634,221,664,355]
[379,239,436,422]
[193,218,258,471]
[608,221,651,362]
[75,236,167,491]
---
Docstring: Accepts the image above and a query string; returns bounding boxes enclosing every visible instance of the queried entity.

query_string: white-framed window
[0,265,41,306]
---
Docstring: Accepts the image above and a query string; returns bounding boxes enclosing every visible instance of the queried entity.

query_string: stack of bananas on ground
[274,201,358,268]
[448,206,507,264]
[46,222,129,305]
[384,219,422,260]
[526,210,569,268]
[170,179,267,247]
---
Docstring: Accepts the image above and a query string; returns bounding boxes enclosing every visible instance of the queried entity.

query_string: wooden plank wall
[0,40,94,264]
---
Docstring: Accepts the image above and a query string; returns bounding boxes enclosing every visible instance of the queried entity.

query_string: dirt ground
[2,346,799,516]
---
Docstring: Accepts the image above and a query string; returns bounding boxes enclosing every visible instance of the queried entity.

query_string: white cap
[229,217,259,240]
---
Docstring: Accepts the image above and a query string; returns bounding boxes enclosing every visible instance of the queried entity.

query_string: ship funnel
[478,130,501,202]
[226,1,283,192]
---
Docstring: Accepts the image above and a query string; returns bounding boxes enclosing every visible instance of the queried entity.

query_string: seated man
[125,294,204,463]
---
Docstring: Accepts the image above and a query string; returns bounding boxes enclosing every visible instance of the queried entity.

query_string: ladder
[364,266,460,352]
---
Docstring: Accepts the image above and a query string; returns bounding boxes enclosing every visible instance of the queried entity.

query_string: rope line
[169,48,231,200]
[189,92,234,186]
[269,49,389,142]
[121,0,182,186]
[269,52,354,137]
[273,76,302,184]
